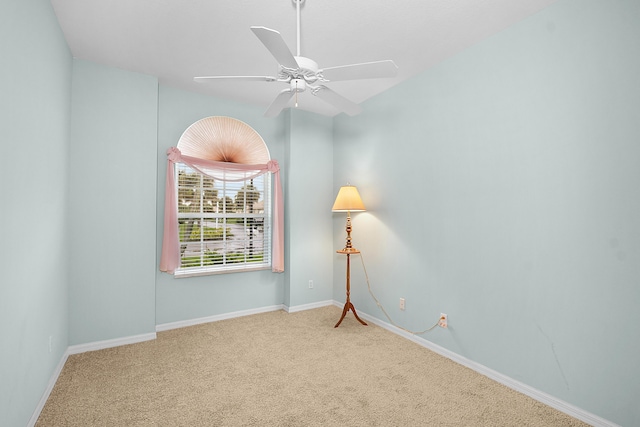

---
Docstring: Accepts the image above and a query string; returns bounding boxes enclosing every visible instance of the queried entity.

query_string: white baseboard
[285,299,334,313]
[32,302,616,427]
[29,302,332,424]
[156,304,285,332]
[156,301,336,331]
[29,331,157,426]
[31,304,291,425]
[337,301,619,427]
[67,332,157,355]
[27,351,70,427]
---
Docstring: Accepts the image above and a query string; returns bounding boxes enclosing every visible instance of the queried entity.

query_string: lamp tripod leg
[334,301,368,328]
[334,302,350,328]
[350,302,367,326]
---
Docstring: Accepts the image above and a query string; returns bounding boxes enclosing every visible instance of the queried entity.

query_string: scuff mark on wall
[536,324,570,390]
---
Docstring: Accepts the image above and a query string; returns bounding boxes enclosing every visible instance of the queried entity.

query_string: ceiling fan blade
[313,86,362,116]
[250,26,299,69]
[194,76,277,82]
[320,60,398,82]
[264,89,295,118]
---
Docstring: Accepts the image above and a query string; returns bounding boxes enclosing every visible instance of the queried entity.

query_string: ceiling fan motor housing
[291,56,319,82]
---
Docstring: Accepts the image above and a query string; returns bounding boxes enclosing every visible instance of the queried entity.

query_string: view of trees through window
[176,163,270,271]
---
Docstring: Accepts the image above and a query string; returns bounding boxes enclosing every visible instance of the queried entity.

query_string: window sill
[174,264,271,278]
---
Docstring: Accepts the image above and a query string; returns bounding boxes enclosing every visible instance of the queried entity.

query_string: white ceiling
[51,0,559,117]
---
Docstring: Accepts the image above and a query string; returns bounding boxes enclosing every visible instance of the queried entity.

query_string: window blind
[175,163,271,275]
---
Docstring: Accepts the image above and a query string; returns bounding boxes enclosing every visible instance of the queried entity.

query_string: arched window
[160,117,283,276]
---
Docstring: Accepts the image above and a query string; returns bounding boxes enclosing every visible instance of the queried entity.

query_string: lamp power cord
[357,252,443,335]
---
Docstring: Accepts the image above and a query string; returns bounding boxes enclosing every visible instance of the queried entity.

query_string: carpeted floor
[37,306,589,426]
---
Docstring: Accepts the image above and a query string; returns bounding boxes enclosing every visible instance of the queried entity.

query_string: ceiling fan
[194,0,398,117]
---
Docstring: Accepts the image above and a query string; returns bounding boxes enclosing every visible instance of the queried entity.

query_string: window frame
[173,162,272,278]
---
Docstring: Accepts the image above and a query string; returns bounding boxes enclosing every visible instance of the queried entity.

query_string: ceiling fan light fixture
[290,79,306,92]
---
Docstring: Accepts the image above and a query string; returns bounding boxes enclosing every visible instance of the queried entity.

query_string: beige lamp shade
[332,185,366,212]
[177,116,270,164]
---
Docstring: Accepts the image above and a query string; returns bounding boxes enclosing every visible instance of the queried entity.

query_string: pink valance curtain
[159,147,284,274]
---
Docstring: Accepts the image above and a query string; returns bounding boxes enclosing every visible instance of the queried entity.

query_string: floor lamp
[332,185,367,328]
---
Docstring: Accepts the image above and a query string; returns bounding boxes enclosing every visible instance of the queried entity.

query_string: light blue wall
[3,0,636,424]
[155,85,287,324]
[0,0,72,425]
[67,60,158,345]
[333,0,640,425]
[285,109,334,308]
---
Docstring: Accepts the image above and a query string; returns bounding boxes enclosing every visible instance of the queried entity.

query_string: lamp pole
[334,210,367,328]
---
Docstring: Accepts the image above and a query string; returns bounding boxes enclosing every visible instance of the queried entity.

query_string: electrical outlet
[308,280,313,289]
[438,313,448,328]
[399,298,405,310]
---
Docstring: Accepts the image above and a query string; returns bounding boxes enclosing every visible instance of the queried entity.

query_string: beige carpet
[37,306,588,426]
